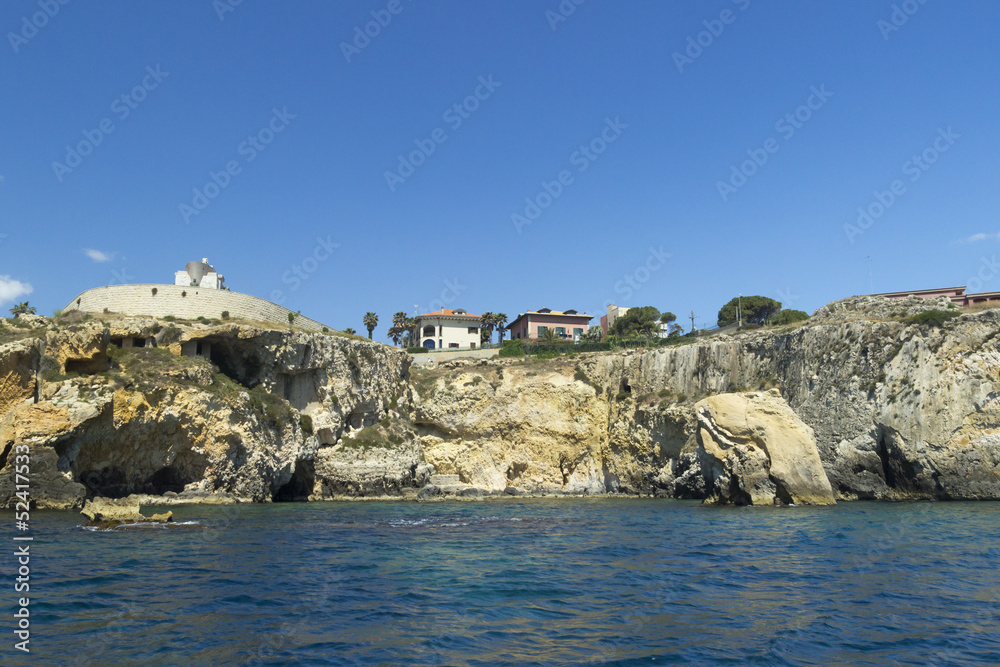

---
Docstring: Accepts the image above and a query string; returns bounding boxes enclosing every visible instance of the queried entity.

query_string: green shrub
[40,355,68,382]
[300,414,314,435]
[614,391,630,401]
[406,346,429,354]
[906,309,959,327]
[162,315,175,322]
[159,325,181,346]
[498,340,525,357]
[221,311,230,320]
[772,309,810,325]
[248,387,294,428]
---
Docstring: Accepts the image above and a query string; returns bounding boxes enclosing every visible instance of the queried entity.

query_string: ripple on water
[17,499,1000,666]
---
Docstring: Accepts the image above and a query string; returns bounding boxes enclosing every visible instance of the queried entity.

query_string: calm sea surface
[4,499,1000,666]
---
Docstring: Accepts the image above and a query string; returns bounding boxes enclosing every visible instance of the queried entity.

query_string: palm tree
[9,302,35,317]
[363,312,378,340]
[343,327,357,336]
[539,327,560,343]
[494,313,508,344]
[387,311,408,347]
[479,311,495,346]
[404,316,417,347]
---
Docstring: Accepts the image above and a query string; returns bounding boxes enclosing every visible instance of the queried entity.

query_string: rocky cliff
[405,297,1000,502]
[2,296,998,508]
[0,314,411,509]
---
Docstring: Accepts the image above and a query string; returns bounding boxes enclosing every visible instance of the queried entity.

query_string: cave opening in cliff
[65,355,110,375]
[205,339,263,389]
[79,466,130,498]
[273,460,314,502]
[143,465,188,494]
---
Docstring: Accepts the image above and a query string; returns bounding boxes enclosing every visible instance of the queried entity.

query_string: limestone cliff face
[410,361,608,493]
[0,316,410,509]
[408,300,1000,502]
[3,297,999,508]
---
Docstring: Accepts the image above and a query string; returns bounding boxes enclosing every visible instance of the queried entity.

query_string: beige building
[415,308,481,349]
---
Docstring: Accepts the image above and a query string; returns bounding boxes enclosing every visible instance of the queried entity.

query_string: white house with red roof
[415,308,481,350]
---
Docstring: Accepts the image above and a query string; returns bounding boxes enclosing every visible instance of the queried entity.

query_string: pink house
[506,308,593,340]
[875,286,1000,307]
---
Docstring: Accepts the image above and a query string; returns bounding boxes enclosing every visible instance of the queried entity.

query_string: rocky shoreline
[2,295,999,510]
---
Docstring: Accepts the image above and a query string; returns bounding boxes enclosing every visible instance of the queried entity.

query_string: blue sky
[2,0,999,334]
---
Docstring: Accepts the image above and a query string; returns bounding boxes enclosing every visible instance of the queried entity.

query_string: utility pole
[738,293,742,329]
[689,310,696,333]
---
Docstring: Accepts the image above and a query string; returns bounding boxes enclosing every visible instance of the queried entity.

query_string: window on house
[468,327,478,334]
[555,327,566,337]
[573,328,583,337]
[470,342,476,349]
[423,325,435,337]
[537,326,548,336]
[449,343,459,348]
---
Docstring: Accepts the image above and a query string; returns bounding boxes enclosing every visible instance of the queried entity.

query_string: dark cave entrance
[273,460,315,502]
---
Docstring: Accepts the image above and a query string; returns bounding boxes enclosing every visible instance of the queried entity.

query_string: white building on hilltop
[415,308,481,349]
[175,259,226,290]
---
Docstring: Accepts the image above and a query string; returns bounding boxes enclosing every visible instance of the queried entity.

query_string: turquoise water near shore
[6,499,1000,666]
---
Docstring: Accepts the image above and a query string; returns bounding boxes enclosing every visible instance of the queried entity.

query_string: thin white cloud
[83,248,116,263]
[0,276,33,304]
[955,232,1000,244]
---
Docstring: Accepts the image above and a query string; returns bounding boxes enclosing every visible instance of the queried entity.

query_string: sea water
[5,499,1000,666]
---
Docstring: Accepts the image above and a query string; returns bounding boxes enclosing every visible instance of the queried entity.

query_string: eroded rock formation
[1,296,999,508]
[695,390,836,505]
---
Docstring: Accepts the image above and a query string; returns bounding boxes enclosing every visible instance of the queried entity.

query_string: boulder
[696,389,836,506]
[80,496,173,529]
